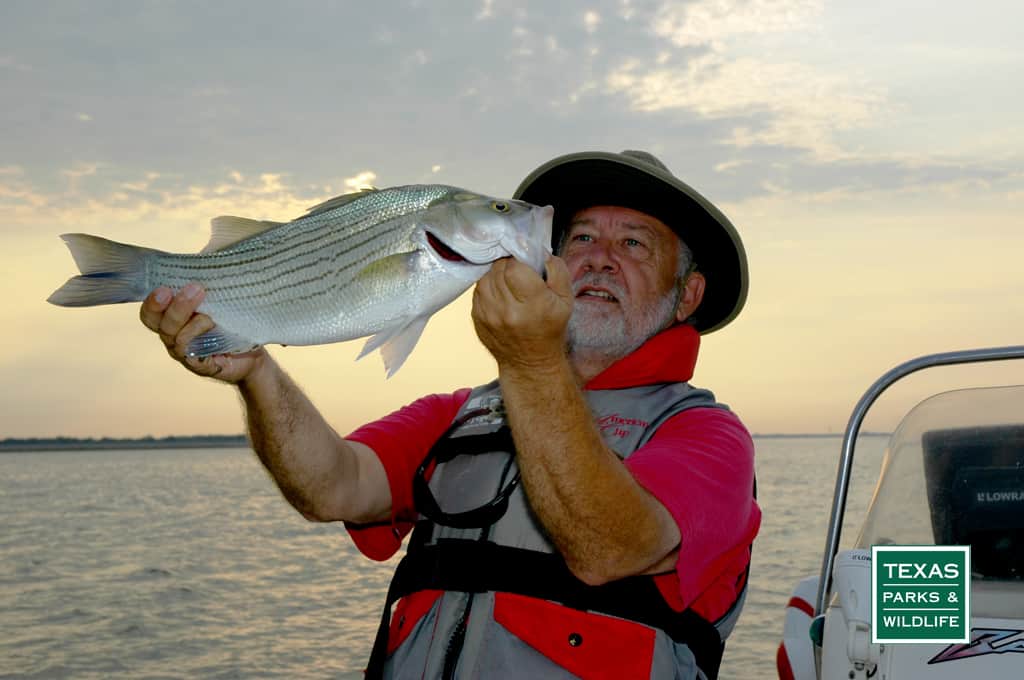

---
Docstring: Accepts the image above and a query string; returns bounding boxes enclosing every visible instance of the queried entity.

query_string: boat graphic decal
[928,628,1024,664]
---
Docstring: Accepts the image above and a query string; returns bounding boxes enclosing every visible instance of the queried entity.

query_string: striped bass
[48,184,554,376]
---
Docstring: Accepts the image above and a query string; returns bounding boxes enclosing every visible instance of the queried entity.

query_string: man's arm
[500,359,681,584]
[139,284,392,524]
[236,355,392,523]
[471,258,679,585]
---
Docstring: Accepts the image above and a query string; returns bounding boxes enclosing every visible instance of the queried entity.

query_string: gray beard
[566,274,682,360]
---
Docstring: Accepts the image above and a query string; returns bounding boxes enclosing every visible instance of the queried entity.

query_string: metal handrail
[814,345,1024,617]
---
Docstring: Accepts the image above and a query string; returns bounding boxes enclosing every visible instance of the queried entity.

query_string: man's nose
[581,240,620,273]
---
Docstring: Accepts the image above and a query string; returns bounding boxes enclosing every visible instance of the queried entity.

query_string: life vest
[365,380,750,679]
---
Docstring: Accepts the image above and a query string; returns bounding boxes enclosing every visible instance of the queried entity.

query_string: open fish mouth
[425,204,553,274]
[425,231,469,262]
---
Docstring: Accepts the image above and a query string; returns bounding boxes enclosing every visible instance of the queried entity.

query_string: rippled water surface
[0,438,886,679]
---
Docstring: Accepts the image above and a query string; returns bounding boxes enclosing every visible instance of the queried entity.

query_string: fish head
[420,192,553,275]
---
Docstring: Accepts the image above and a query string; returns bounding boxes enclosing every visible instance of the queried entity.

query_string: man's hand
[471,255,574,370]
[139,283,265,384]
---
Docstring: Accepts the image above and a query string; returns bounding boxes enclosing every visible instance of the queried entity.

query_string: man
[141,150,760,679]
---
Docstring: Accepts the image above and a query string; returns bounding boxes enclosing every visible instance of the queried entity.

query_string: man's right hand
[139,283,265,384]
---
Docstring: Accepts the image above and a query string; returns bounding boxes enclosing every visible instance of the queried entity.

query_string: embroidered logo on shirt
[597,413,650,439]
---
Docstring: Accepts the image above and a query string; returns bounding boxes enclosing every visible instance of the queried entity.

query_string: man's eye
[572,233,593,242]
[625,238,643,248]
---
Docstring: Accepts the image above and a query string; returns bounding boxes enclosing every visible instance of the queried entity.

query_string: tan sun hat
[513,149,748,334]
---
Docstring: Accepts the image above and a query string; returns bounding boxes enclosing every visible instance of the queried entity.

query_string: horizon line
[0,431,893,445]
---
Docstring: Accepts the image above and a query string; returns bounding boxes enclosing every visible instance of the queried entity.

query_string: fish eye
[490,201,511,213]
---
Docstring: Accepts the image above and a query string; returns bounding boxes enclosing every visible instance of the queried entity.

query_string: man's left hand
[472,254,573,370]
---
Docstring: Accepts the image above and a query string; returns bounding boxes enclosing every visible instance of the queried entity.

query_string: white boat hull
[820,608,1024,679]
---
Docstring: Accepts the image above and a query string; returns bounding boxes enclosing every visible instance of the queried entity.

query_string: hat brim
[513,151,748,334]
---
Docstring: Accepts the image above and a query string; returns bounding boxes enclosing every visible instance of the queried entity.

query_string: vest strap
[365,538,725,678]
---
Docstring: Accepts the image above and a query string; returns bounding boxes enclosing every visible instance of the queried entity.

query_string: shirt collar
[583,324,700,390]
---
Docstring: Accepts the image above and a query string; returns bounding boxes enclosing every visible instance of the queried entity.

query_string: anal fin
[186,327,260,357]
[357,316,429,378]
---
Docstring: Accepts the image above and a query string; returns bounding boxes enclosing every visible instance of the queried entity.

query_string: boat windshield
[855,385,1024,581]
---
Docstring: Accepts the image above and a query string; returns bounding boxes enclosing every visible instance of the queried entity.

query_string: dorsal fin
[303,187,378,219]
[201,216,284,253]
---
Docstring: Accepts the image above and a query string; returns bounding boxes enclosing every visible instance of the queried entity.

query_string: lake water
[0,437,887,679]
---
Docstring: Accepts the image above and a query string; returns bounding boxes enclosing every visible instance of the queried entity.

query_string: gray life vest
[365,379,750,680]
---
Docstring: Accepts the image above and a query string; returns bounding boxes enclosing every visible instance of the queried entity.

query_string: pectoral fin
[357,315,430,378]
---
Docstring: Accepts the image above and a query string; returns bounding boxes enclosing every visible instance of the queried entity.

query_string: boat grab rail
[814,345,1024,617]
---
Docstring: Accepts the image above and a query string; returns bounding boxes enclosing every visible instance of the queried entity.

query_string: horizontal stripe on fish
[149,220,412,299]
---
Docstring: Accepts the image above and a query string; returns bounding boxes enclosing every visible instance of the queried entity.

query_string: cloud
[0,171,47,209]
[344,171,377,191]
[191,85,231,98]
[61,162,102,191]
[410,49,429,66]
[652,0,823,48]
[0,166,364,252]
[476,0,494,20]
[729,169,1024,225]
[714,159,751,173]
[592,0,886,161]
[583,10,601,34]
[606,54,883,159]
[0,54,31,71]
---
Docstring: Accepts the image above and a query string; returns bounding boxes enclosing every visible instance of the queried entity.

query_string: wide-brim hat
[513,150,748,334]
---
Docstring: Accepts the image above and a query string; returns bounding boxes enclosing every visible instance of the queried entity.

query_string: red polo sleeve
[343,388,472,560]
[624,407,761,621]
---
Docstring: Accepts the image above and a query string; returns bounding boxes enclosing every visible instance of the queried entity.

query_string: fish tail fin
[47,233,154,307]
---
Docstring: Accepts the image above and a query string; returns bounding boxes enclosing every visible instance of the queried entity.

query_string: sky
[2,0,1023,438]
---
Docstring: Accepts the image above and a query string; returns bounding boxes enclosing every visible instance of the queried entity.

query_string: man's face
[558,205,692,356]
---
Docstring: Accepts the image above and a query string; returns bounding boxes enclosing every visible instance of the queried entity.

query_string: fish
[48,184,554,376]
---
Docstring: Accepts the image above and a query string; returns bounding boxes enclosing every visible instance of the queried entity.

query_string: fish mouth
[426,231,469,262]
[424,204,553,273]
[576,285,619,303]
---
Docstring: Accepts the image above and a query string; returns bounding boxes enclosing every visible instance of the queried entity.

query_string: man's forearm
[237,355,388,523]
[499,358,680,584]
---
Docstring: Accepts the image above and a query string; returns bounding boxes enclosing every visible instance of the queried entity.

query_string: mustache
[572,272,627,300]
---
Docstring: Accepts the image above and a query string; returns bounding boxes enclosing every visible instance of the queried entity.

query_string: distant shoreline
[0,431,889,453]
[0,435,249,453]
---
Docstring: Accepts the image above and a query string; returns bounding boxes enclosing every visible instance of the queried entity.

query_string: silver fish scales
[49,184,554,376]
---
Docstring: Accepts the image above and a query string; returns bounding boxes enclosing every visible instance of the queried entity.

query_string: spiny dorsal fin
[202,216,284,253]
[303,187,379,219]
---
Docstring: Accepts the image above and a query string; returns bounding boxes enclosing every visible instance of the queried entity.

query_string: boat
[777,346,1024,679]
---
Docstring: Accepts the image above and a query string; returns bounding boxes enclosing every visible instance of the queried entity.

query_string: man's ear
[676,271,706,323]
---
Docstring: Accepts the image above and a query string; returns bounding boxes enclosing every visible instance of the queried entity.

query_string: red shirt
[346,324,760,622]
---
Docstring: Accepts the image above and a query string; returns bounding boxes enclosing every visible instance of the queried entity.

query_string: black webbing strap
[364,539,725,678]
